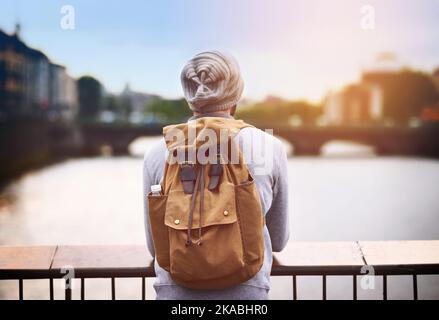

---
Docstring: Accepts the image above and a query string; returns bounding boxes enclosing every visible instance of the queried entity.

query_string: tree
[77,76,102,120]
[236,97,322,126]
[146,97,192,123]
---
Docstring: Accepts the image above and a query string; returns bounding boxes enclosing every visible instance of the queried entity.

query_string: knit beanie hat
[180,51,244,113]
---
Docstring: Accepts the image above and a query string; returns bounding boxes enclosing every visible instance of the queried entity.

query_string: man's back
[143,118,289,299]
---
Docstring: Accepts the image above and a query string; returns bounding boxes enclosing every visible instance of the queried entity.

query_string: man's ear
[230,105,237,116]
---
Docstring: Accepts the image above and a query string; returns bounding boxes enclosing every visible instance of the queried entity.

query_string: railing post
[65,277,71,300]
[382,275,387,300]
[142,277,146,300]
[81,278,85,300]
[413,274,418,300]
[18,279,23,300]
[49,278,54,300]
[353,275,357,300]
[292,275,297,300]
[322,275,327,300]
[111,277,116,300]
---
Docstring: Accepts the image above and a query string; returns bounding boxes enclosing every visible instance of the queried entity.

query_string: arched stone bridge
[274,125,439,156]
[80,123,439,157]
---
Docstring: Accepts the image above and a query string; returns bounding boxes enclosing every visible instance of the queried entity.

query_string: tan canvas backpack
[147,117,265,290]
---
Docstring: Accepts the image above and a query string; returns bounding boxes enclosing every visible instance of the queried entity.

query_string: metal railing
[1,241,438,300]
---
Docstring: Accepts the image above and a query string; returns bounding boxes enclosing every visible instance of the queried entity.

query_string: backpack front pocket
[235,179,265,264]
[165,183,245,284]
[147,193,170,270]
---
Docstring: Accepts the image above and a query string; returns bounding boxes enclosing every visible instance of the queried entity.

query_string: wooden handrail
[1,241,439,279]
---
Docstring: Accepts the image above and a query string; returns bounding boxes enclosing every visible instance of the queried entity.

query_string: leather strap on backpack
[185,165,205,246]
[186,166,201,246]
[180,163,197,194]
[208,145,223,191]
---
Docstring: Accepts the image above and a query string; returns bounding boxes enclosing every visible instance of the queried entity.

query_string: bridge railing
[1,241,438,300]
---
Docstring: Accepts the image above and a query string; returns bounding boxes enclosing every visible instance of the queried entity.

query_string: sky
[1,0,438,103]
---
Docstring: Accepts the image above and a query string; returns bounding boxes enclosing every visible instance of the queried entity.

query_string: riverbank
[0,119,83,185]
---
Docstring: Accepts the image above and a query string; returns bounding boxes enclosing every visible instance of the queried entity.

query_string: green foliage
[77,76,103,120]
[236,97,322,127]
[145,97,192,123]
[104,95,118,113]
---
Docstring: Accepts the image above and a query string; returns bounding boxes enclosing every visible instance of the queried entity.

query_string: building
[0,27,77,121]
[54,64,77,121]
[27,48,50,113]
[63,73,78,121]
[0,28,28,119]
[47,63,78,121]
[433,67,439,92]
[324,83,382,126]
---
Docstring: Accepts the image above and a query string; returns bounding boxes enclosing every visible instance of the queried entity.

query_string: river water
[1,137,439,299]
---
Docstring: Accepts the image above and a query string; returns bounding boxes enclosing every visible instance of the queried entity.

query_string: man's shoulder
[143,137,167,163]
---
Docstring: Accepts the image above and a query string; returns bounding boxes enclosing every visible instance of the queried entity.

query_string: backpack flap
[164,181,237,230]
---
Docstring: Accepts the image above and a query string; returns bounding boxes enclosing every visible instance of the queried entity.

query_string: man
[143,51,289,299]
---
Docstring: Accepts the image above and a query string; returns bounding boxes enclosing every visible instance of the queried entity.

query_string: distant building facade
[0,27,77,121]
[422,68,439,123]
[324,83,382,126]
[49,64,77,120]
[0,28,28,118]
[433,68,439,92]
[27,48,51,112]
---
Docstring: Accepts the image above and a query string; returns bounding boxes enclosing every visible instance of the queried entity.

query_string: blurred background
[1,0,439,299]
